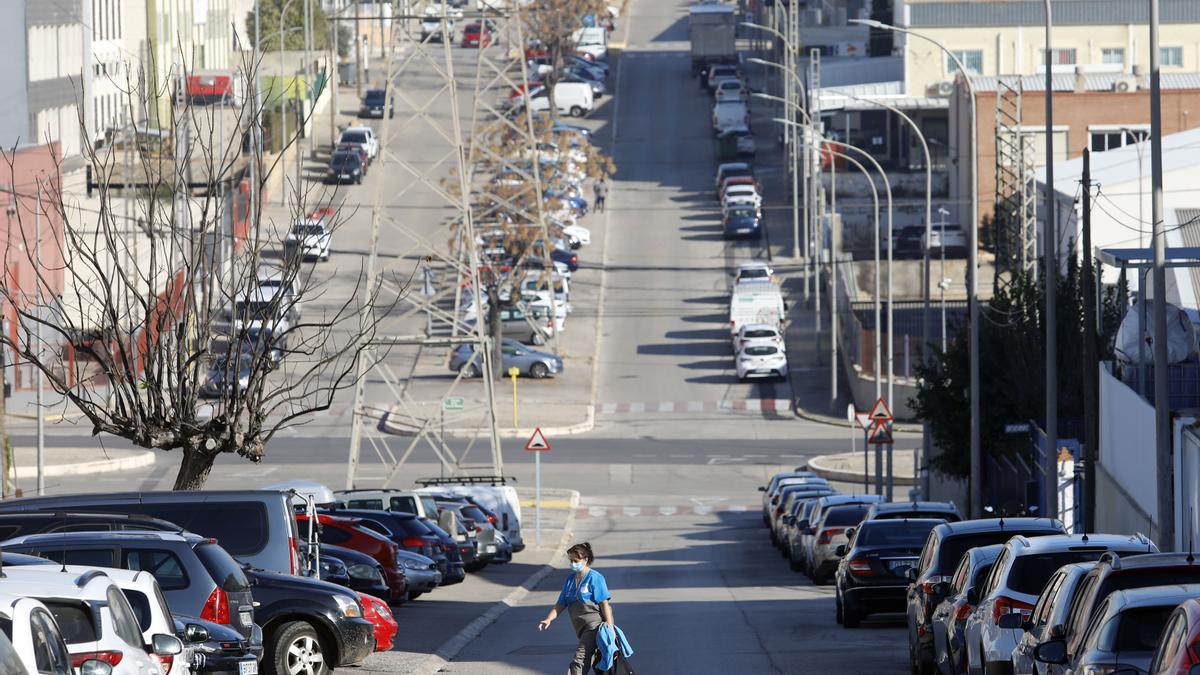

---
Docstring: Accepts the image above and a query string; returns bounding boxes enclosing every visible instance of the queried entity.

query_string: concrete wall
[1097,363,1160,536]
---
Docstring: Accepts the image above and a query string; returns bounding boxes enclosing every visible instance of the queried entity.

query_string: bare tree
[0,47,402,490]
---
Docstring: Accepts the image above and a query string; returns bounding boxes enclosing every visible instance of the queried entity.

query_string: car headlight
[401,559,424,570]
[332,594,362,618]
[346,563,382,581]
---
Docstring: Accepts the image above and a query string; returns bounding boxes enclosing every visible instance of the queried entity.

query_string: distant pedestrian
[538,542,614,674]
[593,179,608,213]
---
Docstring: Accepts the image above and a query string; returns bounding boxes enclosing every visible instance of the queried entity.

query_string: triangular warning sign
[525,427,551,452]
[869,397,893,422]
[855,412,872,431]
[867,420,893,445]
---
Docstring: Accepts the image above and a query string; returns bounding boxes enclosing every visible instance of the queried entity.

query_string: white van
[573,26,608,60]
[414,483,524,552]
[729,282,785,337]
[712,100,749,134]
[528,82,594,117]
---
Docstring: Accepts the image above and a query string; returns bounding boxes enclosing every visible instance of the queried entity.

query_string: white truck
[712,100,749,134]
[689,2,737,75]
[729,281,785,337]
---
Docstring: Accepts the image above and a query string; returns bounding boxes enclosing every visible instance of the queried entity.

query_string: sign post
[868,398,894,497]
[854,409,872,492]
[525,427,551,547]
[440,397,465,476]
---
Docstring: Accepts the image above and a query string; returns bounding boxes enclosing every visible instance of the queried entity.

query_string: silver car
[1009,562,1096,675]
[1031,584,1200,674]
[450,338,562,379]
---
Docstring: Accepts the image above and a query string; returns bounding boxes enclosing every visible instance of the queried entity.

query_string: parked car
[358,88,393,118]
[241,566,375,675]
[705,64,741,91]
[734,261,775,285]
[722,205,762,239]
[107,570,190,675]
[758,469,818,524]
[319,543,393,600]
[1145,596,1200,674]
[866,501,962,523]
[712,100,749,134]
[1032,585,1200,675]
[337,126,378,162]
[413,481,525,552]
[419,5,459,43]
[236,327,286,368]
[905,518,1068,675]
[767,480,832,545]
[808,503,879,585]
[284,217,333,262]
[335,490,441,520]
[781,492,839,570]
[836,518,946,628]
[466,305,554,345]
[1010,562,1097,675]
[721,184,762,210]
[0,593,78,675]
[713,78,745,101]
[325,150,365,185]
[415,518,468,586]
[0,531,258,642]
[714,162,754,197]
[171,613,260,675]
[461,21,496,47]
[0,511,183,539]
[929,544,1005,675]
[450,338,563,379]
[0,491,306,577]
[525,82,594,117]
[395,550,442,600]
[736,343,787,381]
[295,514,408,604]
[317,508,451,581]
[734,323,782,351]
[966,533,1159,674]
[1037,552,1200,675]
[357,593,397,652]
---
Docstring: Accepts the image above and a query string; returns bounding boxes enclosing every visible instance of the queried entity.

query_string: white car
[0,593,81,675]
[736,342,788,380]
[714,78,745,101]
[107,570,191,675]
[257,265,301,319]
[722,184,762,209]
[560,224,591,246]
[734,261,775,285]
[285,217,333,261]
[338,126,378,160]
[735,323,784,351]
[0,566,179,675]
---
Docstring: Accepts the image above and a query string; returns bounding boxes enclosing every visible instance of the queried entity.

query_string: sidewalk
[4,444,156,482]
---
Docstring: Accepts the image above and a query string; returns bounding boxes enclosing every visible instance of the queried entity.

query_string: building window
[946,50,983,76]
[1089,125,1150,152]
[1041,48,1077,66]
[1101,48,1125,65]
[1161,47,1184,67]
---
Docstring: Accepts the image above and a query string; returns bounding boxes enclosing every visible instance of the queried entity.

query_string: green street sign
[442,396,466,412]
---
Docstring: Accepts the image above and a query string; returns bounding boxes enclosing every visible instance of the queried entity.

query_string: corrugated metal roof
[909,0,1200,28]
[970,72,1200,92]
[818,84,950,111]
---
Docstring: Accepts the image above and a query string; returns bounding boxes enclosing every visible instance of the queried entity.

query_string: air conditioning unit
[1112,76,1138,92]
[936,80,955,97]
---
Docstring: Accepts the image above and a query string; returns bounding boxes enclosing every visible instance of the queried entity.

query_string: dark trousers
[568,627,599,674]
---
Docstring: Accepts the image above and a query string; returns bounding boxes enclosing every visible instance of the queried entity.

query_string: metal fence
[1115,362,1200,410]
[847,300,969,377]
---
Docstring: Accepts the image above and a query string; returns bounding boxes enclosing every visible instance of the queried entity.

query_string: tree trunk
[174,447,218,490]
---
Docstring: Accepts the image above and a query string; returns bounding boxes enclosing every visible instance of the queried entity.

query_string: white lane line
[657,401,674,412]
[668,454,695,458]
[687,400,704,412]
[629,402,645,413]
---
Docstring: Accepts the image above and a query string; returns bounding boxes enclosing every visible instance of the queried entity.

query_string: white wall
[1099,363,1158,521]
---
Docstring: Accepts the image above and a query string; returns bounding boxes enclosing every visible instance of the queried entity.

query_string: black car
[244,567,375,675]
[319,507,461,585]
[325,151,364,185]
[358,88,393,119]
[836,518,945,628]
[318,554,352,587]
[0,511,183,539]
[420,518,468,585]
[319,543,394,600]
[174,614,262,674]
[906,517,1067,675]
[722,206,761,239]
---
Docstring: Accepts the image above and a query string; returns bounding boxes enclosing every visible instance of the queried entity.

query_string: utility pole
[1149,0,1174,550]
[1042,0,1059,524]
[1081,148,1097,533]
[35,183,44,496]
[355,2,364,97]
[330,8,340,147]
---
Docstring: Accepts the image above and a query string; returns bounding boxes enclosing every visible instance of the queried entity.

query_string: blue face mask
[570,561,585,572]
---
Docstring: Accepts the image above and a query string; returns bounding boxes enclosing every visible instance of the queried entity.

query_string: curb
[414,489,580,675]
[380,405,595,440]
[12,450,157,480]
[809,452,915,487]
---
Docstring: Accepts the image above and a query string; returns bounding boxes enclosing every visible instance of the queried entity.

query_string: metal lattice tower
[993,75,1038,289]
[344,0,551,488]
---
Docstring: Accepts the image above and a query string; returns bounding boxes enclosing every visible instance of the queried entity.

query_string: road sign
[846,404,856,423]
[869,397,893,423]
[855,412,872,431]
[442,396,465,412]
[867,420,893,445]
[525,427,551,452]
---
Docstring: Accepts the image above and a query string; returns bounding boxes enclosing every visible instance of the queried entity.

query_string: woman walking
[538,542,614,674]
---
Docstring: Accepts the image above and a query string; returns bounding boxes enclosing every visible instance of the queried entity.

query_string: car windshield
[341,132,367,144]
[1108,605,1176,651]
[739,269,768,279]
[364,90,386,103]
[743,329,776,338]
[331,152,360,166]
[728,208,756,219]
[858,521,940,547]
[936,529,1064,570]
[1008,551,1131,595]
[823,505,870,526]
[743,345,777,356]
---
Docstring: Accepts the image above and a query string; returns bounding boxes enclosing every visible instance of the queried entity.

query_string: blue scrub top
[558,569,611,606]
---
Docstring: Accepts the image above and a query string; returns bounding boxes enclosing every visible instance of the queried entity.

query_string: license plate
[486,545,497,553]
[239,609,254,626]
[239,661,258,675]
[886,558,917,571]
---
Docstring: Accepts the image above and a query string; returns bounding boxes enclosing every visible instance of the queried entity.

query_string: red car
[297,513,408,603]
[461,21,495,48]
[1148,597,1200,674]
[358,593,398,652]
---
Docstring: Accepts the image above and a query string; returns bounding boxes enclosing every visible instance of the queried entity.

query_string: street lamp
[825,89,934,499]
[749,57,807,267]
[851,17,984,518]
[280,0,300,207]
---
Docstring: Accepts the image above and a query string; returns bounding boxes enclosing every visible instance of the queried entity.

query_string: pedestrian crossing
[594,398,793,414]
[574,503,759,519]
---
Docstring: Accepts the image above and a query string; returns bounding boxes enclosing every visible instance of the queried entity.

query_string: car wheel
[460,363,480,378]
[267,621,329,675]
[842,602,861,628]
[531,332,545,346]
[835,592,843,624]
[407,591,423,601]
[529,362,549,379]
[569,105,585,117]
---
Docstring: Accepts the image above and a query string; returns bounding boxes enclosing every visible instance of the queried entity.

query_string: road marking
[667,453,695,458]
[595,399,794,414]
[622,506,641,517]
[658,506,677,516]
[707,456,747,465]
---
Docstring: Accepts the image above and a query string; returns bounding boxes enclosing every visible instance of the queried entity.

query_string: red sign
[867,421,893,445]
[869,397,894,423]
[525,427,551,452]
